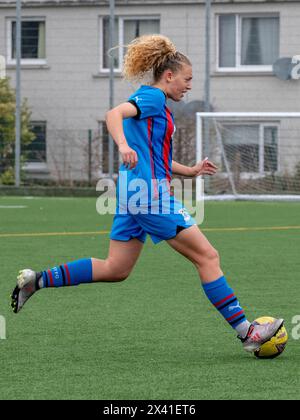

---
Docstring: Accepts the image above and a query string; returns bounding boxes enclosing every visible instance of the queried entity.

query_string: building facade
[0,0,300,186]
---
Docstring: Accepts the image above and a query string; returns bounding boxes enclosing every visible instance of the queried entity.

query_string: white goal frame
[196,112,300,201]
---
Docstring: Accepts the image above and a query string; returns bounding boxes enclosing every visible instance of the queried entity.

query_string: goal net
[196,112,300,201]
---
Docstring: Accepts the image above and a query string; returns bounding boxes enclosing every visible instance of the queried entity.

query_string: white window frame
[6,16,47,66]
[221,121,280,177]
[216,13,280,73]
[99,15,160,73]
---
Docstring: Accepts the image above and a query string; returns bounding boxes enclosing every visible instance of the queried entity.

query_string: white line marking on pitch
[0,206,27,209]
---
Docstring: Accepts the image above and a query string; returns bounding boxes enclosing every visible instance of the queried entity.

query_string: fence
[0,120,197,187]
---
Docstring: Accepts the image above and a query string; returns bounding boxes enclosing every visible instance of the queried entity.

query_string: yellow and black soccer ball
[253,316,288,359]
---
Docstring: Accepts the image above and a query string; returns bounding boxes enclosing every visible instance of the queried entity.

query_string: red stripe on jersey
[214,293,235,308]
[147,117,158,199]
[163,107,173,184]
[47,270,54,287]
[64,264,71,286]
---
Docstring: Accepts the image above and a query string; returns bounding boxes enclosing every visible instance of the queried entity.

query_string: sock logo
[53,267,61,281]
[229,301,241,311]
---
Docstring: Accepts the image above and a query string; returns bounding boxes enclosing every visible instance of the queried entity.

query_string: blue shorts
[110,199,196,244]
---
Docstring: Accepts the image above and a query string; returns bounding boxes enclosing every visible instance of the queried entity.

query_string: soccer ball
[253,316,288,359]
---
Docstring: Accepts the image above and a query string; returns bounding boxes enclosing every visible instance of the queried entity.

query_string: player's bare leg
[167,225,284,352]
[167,224,222,283]
[11,238,144,314]
[92,239,144,282]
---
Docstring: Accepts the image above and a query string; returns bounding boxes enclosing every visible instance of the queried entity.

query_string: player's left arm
[172,158,218,177]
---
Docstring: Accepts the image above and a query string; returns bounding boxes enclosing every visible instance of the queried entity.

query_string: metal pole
[108,0,115,178]
[196,114,203,202]
[203,0,211,192]
[88,129,92,186]
[15,0,21,187]
[204,0,211,115]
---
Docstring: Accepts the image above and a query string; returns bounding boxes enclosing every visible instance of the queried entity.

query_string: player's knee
[105,258,132,282]
[195,246,220,268]
[205,247,220,266]
[208,247,220,262]
[111,270,131,282]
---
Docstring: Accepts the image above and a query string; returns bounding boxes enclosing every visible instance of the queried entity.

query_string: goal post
[196,112,300,201]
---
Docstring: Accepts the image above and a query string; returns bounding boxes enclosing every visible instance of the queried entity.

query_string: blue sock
[202,276,247,329]
[40,258,93,287]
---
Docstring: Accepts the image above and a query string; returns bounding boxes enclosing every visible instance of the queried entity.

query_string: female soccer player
[11,35,283,353]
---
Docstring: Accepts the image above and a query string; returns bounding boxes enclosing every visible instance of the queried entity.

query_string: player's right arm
[105,102,138,169]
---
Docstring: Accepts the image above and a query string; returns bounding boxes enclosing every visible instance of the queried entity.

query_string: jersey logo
[134,96,142,103]
[178,208,191,222]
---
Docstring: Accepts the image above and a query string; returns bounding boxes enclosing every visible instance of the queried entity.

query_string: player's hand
[191,158,218,177]
[119,143,138,170]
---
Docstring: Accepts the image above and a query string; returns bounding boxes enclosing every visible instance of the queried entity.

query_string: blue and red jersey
[111,85,196,242]
[121,85,175,201]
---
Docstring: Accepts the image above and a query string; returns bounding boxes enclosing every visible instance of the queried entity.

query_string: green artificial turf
[0,197,299,400]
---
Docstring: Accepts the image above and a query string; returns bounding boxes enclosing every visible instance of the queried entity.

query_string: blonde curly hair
[122,34,191,82]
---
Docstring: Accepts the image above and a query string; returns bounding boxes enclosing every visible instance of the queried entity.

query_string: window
[221,123,278,174]
[101,16,160,71]
[218,14,279,71]
[7,18,46,64]
[23,122,47,163]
